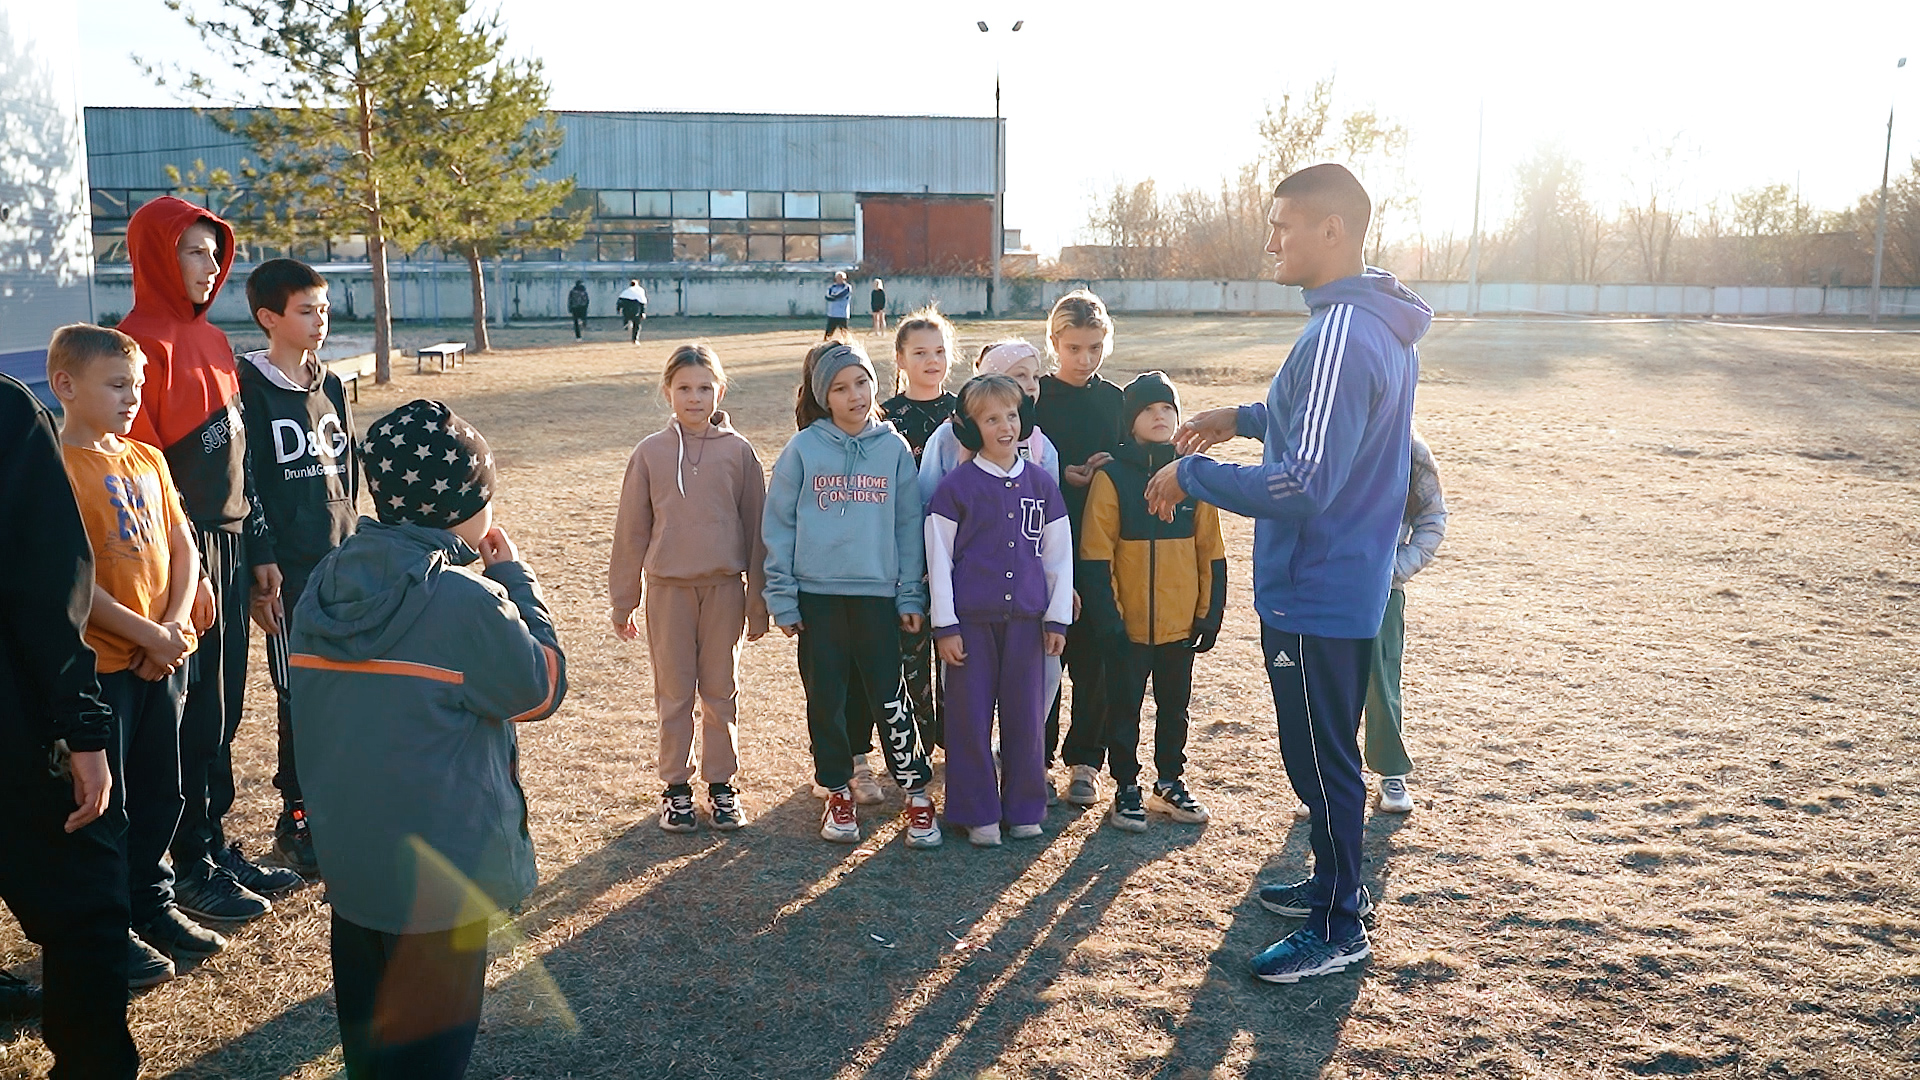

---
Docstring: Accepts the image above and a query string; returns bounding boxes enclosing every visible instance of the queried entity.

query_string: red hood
[127,196,236,323]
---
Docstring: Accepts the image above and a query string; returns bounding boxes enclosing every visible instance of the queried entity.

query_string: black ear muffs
[953,392,1036,452]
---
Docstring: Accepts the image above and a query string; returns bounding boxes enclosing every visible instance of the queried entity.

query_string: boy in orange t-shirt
[50,324,228,988]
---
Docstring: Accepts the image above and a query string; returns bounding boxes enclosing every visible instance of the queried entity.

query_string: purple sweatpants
[942,619,1048,829]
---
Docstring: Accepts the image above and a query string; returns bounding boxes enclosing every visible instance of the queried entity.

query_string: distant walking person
[1147,163,1429,985]
[869,278,888,334]
[568,280,590,340]
[824,271,853,338]
[616,280,647,343]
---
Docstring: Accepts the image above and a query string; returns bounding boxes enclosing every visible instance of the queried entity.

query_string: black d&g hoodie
[237,352,359,599]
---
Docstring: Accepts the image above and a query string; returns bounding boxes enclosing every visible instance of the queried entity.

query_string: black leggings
[332,913,489,1080]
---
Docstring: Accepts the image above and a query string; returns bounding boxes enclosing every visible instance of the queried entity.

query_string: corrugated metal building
[84,107,1000,274]
[2,7,93,400]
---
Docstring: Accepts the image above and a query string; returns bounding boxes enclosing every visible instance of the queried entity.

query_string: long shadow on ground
[472,789,1202,1078]
[1157,810,1411,1080]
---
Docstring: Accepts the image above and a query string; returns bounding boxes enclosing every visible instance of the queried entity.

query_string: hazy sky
[75,0,1920,257]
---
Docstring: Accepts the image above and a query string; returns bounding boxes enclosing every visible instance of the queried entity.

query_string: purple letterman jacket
[924,456,1075,639]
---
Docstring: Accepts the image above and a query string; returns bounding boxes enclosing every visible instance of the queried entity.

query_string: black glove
[1189,625,1219,653]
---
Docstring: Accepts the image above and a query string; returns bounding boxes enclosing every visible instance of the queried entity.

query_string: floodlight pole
[1466,101,1484,316]
[979,19,1021,317]
[1869,57,1907,324]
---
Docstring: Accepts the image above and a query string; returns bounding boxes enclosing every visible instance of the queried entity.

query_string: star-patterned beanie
[364,399,495,529]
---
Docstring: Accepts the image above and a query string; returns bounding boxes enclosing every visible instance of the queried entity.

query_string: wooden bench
[325,353,375,402]
[415,342,468,374]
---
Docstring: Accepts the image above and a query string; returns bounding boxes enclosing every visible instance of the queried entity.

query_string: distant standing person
[824,271,852,338]
[1147,163,1429,985]
[568,280,590,340]
[870,278,888,334]
[617,280,647,343]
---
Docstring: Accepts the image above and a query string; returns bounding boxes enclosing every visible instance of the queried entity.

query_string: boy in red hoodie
[120,197,302,921]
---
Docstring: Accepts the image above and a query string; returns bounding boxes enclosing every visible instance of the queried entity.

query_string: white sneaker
[904,791,943,849]
[1376,775,1415,814]
[1292,802,1311,821]
[968,822,1003,847]
[821,789,860,843]
[1065,764,1102,806]
[1008,823,1043,840]
[850,758,886,805]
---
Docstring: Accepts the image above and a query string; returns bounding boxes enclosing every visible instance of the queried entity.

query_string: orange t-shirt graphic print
[61,438,195,673]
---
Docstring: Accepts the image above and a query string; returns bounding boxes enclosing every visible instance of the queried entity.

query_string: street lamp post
[978,19,1021,317]
[1870,56,1907,324]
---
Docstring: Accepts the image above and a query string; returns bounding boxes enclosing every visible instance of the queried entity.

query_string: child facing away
[1079,372,1226,832]
[610,344,769,833]
[763,339,941,847]
[49,324,227,988]
[925,375,1074,846]
[120,195,297,920]
[1033,290,1126,809]
[1288,432,1448,821]
[289,399,566,1078]
[236,258,358,878]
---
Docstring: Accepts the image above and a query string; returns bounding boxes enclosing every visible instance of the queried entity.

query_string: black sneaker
[0,970,41,1021]
[1250,924,1371,983]
[126,931,175,989]
[1148,779,1211,824]
[136,904,228,959]
[1257,878,1375,919]
[174,859,271,922]
[1108,785,1148,833]
[217,842,304,896]
[708,783,747,831]
[270,807,321,879]
[659,784,697,833]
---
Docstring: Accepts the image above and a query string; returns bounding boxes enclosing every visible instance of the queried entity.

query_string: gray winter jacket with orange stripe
[289,518,567,934]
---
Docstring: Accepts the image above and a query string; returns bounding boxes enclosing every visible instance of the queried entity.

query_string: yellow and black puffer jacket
[1079,439,1227,646]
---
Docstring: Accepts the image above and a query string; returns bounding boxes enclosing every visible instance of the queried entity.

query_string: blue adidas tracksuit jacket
[1178,268,1431,640]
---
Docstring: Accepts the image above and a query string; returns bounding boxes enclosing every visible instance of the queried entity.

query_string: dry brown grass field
[3,313,1917,1079]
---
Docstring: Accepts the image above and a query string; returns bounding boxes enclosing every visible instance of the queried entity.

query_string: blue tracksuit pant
[1261,622,1371,943]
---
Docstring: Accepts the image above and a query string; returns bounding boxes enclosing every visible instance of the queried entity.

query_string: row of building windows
[89,188,861,264]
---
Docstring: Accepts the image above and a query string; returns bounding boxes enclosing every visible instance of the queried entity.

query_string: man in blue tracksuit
[1146,164,1430,983]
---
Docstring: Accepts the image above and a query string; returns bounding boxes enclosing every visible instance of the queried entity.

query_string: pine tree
[376,0,583,353]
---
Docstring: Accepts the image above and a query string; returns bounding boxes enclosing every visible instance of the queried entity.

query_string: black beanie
[1122,371,1180,432]
[363,400,495,529]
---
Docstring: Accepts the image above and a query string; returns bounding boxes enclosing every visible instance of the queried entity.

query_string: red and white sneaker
[821,789,860,843]
[903,791,943,849]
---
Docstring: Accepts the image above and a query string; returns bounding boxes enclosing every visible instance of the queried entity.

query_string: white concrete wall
[89,264,1920,323]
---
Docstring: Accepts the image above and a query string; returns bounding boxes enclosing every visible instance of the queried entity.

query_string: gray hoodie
[762,417,926,627]
[289,518,566,934]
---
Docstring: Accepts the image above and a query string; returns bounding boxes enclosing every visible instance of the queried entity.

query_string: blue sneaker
[1257,879,1374,919]
[1250,925,1371,983]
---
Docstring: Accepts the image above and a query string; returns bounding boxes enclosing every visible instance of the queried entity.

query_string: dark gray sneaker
[126,931,175,989]
[174,860,271,923]
[1250,924,1371,983]
[1257,879,1374,919]
[217,842,304,896]
[136,904,228,959]
[270,807,321,878]
[1108,785,1148,833]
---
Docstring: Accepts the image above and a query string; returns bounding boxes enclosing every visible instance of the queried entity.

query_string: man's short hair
[47,324,143,381]
[1273,163,1372,240]
[245,258,328,331]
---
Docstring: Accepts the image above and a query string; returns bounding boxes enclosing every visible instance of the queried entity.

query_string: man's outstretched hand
[1145,460,1188,523]
[1174,407,1239,456]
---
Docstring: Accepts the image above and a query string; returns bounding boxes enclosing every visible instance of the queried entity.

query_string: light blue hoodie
[763,417,927,626]
[1177,268,1431,639]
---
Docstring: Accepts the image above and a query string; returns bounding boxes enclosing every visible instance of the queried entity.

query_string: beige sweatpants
[644,580,745,786]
